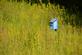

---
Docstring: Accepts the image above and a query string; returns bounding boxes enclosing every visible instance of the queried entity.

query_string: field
[0,1,82,55]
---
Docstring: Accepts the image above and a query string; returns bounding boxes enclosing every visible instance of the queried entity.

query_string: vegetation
[0,1,82,55]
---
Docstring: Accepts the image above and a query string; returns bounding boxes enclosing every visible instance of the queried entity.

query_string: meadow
[0,1,82,55]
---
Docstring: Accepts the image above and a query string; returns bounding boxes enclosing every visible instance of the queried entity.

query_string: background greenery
[0,0,82,55]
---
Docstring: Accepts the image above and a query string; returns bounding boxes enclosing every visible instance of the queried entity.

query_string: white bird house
[50,18,58,31]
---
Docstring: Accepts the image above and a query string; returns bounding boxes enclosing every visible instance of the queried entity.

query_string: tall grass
[0,1,82,55]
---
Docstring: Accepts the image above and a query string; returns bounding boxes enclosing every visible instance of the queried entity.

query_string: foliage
[0,1,82,55]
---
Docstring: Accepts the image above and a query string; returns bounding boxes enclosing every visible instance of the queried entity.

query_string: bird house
[50,18,58,31]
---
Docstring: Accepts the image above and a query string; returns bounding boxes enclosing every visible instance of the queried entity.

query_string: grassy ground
[0,1,82,55]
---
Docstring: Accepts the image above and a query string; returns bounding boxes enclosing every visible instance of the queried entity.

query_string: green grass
[0,1,82,55]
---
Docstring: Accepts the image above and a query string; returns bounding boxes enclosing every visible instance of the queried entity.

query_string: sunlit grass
[0,1,82,55]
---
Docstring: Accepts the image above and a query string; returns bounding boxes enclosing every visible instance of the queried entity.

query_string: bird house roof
[50,18,57,22]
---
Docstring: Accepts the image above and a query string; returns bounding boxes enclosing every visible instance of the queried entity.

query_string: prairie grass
[0,1,82,55]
